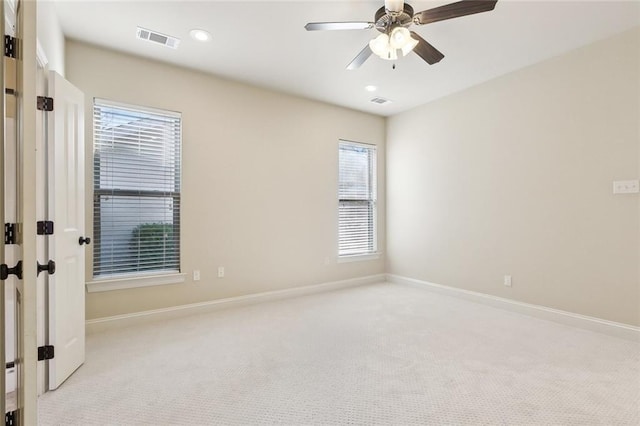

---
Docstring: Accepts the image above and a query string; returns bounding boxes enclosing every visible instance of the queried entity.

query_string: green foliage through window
[130,223,178,272]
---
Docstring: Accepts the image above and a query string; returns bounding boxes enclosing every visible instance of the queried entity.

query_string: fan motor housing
[374,4,415,33]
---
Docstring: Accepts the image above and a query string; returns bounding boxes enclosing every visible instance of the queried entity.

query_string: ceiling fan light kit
[369,28,418,61]
[305,0,498,69]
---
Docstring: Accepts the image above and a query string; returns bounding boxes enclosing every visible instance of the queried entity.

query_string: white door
[47,71,85,390]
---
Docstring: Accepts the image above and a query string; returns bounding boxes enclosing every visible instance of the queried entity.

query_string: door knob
[79,236,91,246]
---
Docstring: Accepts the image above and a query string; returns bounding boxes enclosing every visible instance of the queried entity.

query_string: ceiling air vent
[136,27,180,49]
[370,97,392,105]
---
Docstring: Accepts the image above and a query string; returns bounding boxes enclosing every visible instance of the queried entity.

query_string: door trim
[1,0,7,417]
[16,0,39,422]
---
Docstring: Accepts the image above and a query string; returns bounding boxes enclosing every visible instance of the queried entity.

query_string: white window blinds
[93,99,181,278]
[338,141,377,257]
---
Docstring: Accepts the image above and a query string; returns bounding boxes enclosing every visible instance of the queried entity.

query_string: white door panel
[47,71,85,390]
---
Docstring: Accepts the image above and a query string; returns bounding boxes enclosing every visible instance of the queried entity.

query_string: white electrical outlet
[613,180,639,194]
[217,266,225,278]
[504,275,512,287]
[193,270,200,281]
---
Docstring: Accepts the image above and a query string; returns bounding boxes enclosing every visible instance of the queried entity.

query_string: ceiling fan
[305,0,498,70]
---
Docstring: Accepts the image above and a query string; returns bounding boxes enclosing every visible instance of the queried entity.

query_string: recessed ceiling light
[190,29,211,42]
[365,85,377,92]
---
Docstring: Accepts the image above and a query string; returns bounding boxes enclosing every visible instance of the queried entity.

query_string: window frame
[87,98,184,291]
[337,140,378,261]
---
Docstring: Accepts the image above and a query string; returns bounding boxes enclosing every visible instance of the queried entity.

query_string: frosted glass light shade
[390,27,411,49]
[385,0,404,12]
[369,33,390,58]
[369,33,399,61]
[401,36,419,56]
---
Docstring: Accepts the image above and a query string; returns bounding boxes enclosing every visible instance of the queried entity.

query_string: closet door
[47,71,86,390]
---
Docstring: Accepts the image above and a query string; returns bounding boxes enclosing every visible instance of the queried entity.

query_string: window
[93,99,181,278]
[338,141,377,257]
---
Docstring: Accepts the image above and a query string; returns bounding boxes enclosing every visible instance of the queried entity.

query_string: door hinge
[37,345,55,361]
[37,260,56,276]
[0,261,22,281]
[37,220,54,235]
[5,223,17,244]
[5,411,16,426]
[4,35,16,58]
[37,96,54,111]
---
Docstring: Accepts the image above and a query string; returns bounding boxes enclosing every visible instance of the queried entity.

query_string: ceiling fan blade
[346,45,373,70]
[414,0,498,25]
[304,22,374,31]
[410,31,445,65]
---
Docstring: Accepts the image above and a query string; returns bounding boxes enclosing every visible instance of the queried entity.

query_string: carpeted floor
[38,282,639,425]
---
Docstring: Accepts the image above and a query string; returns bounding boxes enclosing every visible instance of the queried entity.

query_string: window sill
[337,253,381,263]
[86,272,186,293]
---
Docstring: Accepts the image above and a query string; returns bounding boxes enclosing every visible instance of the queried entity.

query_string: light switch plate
[613,180,639,194]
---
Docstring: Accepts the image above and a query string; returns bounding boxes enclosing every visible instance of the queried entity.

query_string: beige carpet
[38,282,639,425]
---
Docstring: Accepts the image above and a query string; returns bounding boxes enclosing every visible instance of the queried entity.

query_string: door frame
[1,0,7,416]
[15,0,38,423]
[4,1,75,420]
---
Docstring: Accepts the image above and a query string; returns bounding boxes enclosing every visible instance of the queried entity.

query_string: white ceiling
[53,0,640,116]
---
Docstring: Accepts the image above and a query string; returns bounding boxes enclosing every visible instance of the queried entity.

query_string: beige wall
[387,28,640,326]
[66,40,386,320]
[37,1,64,75]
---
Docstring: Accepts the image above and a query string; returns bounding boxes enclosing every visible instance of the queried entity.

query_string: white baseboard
[87,273,639,342]
[387,274,640,342]
[86,274,386,335]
